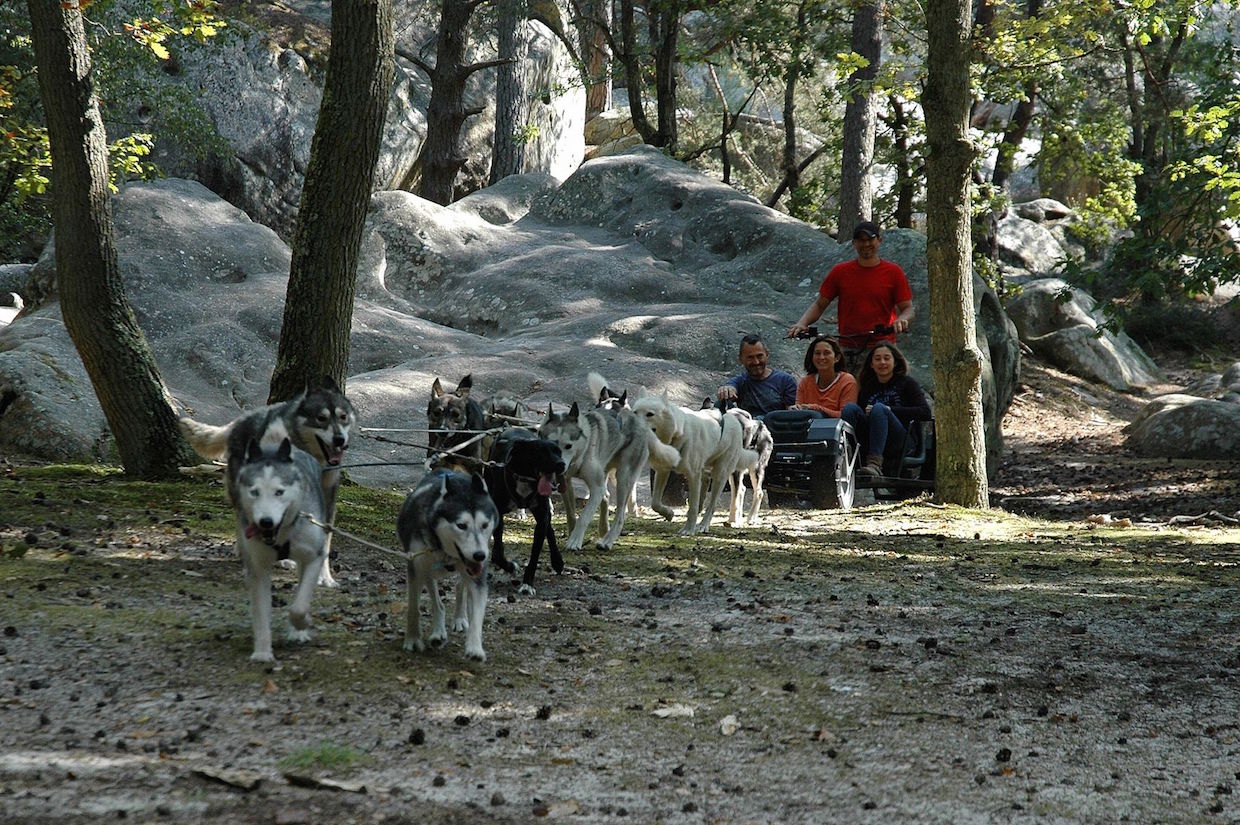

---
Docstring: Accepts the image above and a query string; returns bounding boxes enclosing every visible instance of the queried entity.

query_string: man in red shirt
[787,221,914,372]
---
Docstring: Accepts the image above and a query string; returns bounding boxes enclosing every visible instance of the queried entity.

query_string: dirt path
[3,354,1240,824]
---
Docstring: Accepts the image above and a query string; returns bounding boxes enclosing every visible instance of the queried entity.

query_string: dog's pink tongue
[537,474,554,497]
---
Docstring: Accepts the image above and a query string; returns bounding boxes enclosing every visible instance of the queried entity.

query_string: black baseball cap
[853,220,882,239]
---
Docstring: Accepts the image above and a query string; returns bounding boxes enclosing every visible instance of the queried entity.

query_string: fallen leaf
[652,704,695,718]
[263,679,279,694]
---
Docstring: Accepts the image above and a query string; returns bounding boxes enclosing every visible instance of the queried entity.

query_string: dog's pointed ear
[457,374,473,397]
[661,387,670,401]
[277,437,293,461]
[431,377,444,397]
[246,438,263,463]
[545,403,554,419]
[618,390,627,406]
[320,374,340,393]
[596,386,609,405]
[568,401,580,419]
[471,472,488,496]
[701,397,712,410]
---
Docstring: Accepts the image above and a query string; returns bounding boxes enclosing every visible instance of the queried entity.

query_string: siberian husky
[631,393,758,535]
[179,376,356,587]
[397,470,499,662]
[232,437,328,663]
[538,395,679,552]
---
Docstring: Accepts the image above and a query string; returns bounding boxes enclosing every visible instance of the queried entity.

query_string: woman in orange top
[792,335,858,417]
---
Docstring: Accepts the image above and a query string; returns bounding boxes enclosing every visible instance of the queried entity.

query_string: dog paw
[249,650,276,664]
[653,506,674,521]
[517,583,536,597]
[276,558,297,571]
[429,632,447,649]
[287,628,312,644]
[403,637,426,653]
[317,573,340,589]
[452,618,469,633]
[594,539,614,551]
[464,645,487,662]
[677,526,695,537]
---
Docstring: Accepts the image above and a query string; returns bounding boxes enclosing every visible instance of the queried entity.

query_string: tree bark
[838,0,882,238]
[766,0,812,210]
[490,0,531,184]
[581,0,612,119]
[420,0,488,205]
[649,1,679,151]
[270,0,395,401]
[923,0,989,507]
[27,0,197,478]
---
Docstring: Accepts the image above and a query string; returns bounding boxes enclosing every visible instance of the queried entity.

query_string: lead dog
[233,437,328,663]
[538,397,679,552]
[631,393,758,535]
[179,376,356,587]
[397,470,498,662]
[482,428,565,595]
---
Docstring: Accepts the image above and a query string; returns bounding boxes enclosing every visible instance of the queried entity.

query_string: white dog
[630,393,758,535]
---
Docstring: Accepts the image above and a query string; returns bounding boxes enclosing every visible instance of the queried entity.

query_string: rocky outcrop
[1125,363,1240,459]
[136,0,584,241]
[1005,278,1161,391]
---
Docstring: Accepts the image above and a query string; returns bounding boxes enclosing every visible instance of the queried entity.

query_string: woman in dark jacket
[842,342,931,478]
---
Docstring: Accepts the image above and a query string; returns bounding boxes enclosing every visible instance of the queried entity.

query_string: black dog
[482,428,566,594]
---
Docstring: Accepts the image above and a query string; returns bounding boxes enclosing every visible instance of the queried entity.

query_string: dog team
[179,370,774,665]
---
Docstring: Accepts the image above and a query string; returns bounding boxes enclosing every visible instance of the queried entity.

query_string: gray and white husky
[539,396,679,552]
[397,470,499,662]
[233,437,328,663]
[179,376,356,587]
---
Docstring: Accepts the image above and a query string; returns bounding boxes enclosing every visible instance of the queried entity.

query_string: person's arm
[788,293,831,339]
[780,373,798,409]
[717,373,744,401]
[893,376,932,422]
[893,300,914,334]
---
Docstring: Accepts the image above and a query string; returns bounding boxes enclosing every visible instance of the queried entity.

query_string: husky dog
[232,437,328,663]
[700,400,774,527]
[483,389,529,428]
[179,376,356,587]
[397,470,498,662]
[482,428,565,594]
[631,393,758,535]
[539,398,679,552]
[586,371,638,520]
[427,374,489,470]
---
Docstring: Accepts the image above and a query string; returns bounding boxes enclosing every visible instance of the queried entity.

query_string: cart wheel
[809,427,857,510]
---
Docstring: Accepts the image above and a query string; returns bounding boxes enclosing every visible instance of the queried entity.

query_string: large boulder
[1124,395,1240,459]
[129,0,583,241]
[1005,278,1161,391]
[0,149,1021,487]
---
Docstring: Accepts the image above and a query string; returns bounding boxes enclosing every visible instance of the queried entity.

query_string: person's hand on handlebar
[717,385,738,402]
[786,322,809,339]
[893,317,910,334]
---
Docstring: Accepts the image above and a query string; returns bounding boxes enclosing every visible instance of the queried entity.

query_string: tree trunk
[650,3,679,151]
[27,0,197,478]
[617,0,656,142]
[420,0,484,205]
[766,0,812,210]
[270,0,395,401]
[838,0,882,238]
[923,0,989,507]
[885,95,916,228]
[490,0,531,184]
[581,0,612,119]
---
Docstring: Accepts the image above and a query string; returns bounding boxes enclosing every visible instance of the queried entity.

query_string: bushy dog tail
[586,371,609,402]
[177,417,232,460]
[646,432,681,470]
